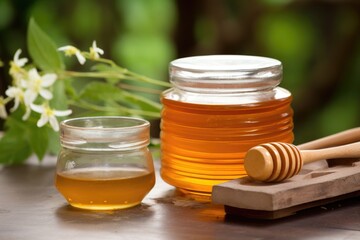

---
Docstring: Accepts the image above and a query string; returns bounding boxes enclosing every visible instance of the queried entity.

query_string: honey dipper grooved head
[244,145,274,181]
[244,142,303,182]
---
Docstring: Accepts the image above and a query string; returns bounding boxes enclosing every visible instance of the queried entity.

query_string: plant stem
[61,70,170,88]
[75,55,171,87]
[68,99,160,118]
[62,71,122,79]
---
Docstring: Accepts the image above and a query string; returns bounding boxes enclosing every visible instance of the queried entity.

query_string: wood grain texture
[212,159,360,211]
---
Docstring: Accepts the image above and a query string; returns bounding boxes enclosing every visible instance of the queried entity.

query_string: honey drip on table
[160,96,294,200]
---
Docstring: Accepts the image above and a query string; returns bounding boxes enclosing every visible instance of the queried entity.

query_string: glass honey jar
[55,116,155,210]
[160,55,294,201]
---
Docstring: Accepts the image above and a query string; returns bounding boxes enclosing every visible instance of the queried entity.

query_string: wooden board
[212,158,360,219]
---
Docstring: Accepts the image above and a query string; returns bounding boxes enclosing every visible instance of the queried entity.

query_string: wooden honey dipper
[244,141,360,182]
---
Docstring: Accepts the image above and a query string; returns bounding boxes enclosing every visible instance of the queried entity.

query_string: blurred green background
[0,0,359,144]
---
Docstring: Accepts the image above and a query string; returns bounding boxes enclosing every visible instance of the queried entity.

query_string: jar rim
[61,116,149,131]
[169,55,282,93]
[170,55,281,72]
[60,116,150,151]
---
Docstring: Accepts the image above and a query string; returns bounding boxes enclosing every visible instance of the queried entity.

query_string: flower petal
[58,46,75,52]
[22,107,31,121]
[5,87,24,111]
[96,48,104,55]
[0,106,7,119]
[37,113,49,127]
[30,103,45,113]
[39,89,53,100]
[24,90,37,105]
[17,58,28,67]
[41,73,57,87]
[58,46,70,51]
[5,87,17,98]
[75,51,86,65]
[28,68,41,82]
[92,41,104,54]
[11,98,20,112]
[54,109,72,117]
[14,49,21,61]
[49,116,60,131]
[20,79,28,88]
[13,49,28,67]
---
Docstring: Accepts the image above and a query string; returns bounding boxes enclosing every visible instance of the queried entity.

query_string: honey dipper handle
[298,127,360,150]
[301,141,360,164]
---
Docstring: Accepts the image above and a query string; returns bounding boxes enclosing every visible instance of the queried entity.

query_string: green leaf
[121,90,161,112]
[92,63,125,85]
[0,117,32,165]
[27,18,64,71]
[27,125,49,161]
[79,81,161,112]
[91,63,118,72]
[1,108,52,163]
[79,81,123,102]
[47,128,61,155]
[50,79,68,110]
[64,78,78,100]
[0,132,32,165]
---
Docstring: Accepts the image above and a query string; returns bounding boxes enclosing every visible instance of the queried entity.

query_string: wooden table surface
[0,155,359,240]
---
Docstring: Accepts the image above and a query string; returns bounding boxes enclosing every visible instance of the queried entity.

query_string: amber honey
[160,91,293,199]
[160,55,294,200]
[55,167,155,210]
[56,117,155,210]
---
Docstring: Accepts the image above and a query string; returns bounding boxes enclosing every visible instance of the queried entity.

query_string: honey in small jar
[55,117,155,210]
[160,55,294,200]
[56,167,155,210]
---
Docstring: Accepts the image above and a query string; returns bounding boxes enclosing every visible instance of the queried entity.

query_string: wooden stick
[298,127,360,150]
[301,141,360,164]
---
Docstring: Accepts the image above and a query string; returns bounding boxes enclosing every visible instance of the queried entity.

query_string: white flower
[22,68,57,105]
[5,86,32,120]
[9,49,28,84]
[13,49,28,66]
[0,97,8,119]
[5,86,24,112]
[31,103,72,132]
[89,41,104,59]
[21,106,32,121]
[58,45,86,65]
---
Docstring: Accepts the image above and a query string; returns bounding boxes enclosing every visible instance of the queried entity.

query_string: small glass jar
[55,116,155,210]
[160,55,294,201]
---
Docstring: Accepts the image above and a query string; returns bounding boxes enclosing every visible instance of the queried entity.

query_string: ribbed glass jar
[160,55,294,201]
[55,116,155,210]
